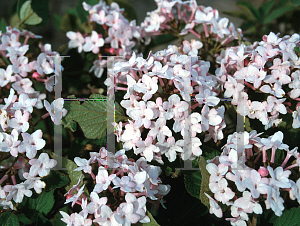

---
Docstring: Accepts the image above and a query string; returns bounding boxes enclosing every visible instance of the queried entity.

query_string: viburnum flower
[0,65,13,87]
[7,110,30,133]
[83,31,104,54]
[0,129,21,157]
[23,172,46,194]
[206,163,228,183]
[31,53,54,76]
[265,186,285,216]
[9,55,32,77]
[44,98,68,125]
[261,131,289,163]
[148,117,172,143]
[18,129,46,159]
[86,192,108,215]
[12,77,35,94]
[44,75,55,92]
[0,88,17,111]
[4,183,32,203]
[144,11,166,32]
[292,105,300,129]
[267,166,291,189]
[66,31,85,53]
[28,153,57,177]
[211,17,230,38]
[234,191,263,214]
[12,93,37,113]
[60,211,92,226]
[135,136,160,162]
[176,135,202,160]
[65,185,85,207]
[155,136,183,162]
[93,166,116,193]
[205,193,223,218]
[74,157,93,174]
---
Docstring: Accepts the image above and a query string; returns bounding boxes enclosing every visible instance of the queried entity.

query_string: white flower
[32,53,54,75]
[83,31,104,54]
[74,157,92,174]
[4,183,32,203]
[12,93,37,113]
[0,65,13,87]
[28,153,57,177]
[23,172,46,194]
[44,98,67,125]
[93,166,116,193]
[66,31,85,53]
[18,130,46,159]
[135,136,160,162]
[205,193,223,218]
[292,106,300,129]
[267,166,291,189]
[7,110,29,133]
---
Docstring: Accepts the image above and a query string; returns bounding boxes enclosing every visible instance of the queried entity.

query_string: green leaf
[17,0,27,18]
[0,212,19,226]
[0,18,7,33]
[184,159,202,200]
[202,145,220,161]
[22,190,55,222]
[198,156,213,209]
[259,0,276,17]
[223,10,251,21]
[274,207,300,226]
[290,0,300,6]
[62,94,127,139]
[62,95,78,132]
[17,213,31,225]
[47,151,84,192]
[58,13,81,33]
[31,0,50,26]
[237,1,261,20]
[19,1,42,25]
[42,170,70,191]
[108,0,138,22]
[153,33,178,46]
[53,14,62,30]
[263,5,294,24]
[36,213,52,226]
[134,211,160,226]
[49,206,69,226]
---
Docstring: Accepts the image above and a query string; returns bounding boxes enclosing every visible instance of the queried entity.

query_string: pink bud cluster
[61,147,170,226]
[205,130,300,226]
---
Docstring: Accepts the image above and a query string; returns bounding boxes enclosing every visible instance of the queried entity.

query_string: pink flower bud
[32,72,41,79]
[258,166,268,177]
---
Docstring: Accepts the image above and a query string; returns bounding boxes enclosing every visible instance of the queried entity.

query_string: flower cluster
[218,32,300,129]
[61,147,170,226]
[66,1,143,79]
[205,130,300,226]
[106,45,230,163]
[0,26,66,210]
[142,0,241,45]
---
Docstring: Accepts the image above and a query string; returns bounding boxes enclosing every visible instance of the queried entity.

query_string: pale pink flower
[28,153,57,177]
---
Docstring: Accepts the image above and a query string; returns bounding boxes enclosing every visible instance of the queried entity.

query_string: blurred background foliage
[224,0,300,42]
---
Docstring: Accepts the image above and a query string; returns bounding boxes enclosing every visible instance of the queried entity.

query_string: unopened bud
[258,166,268,177]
